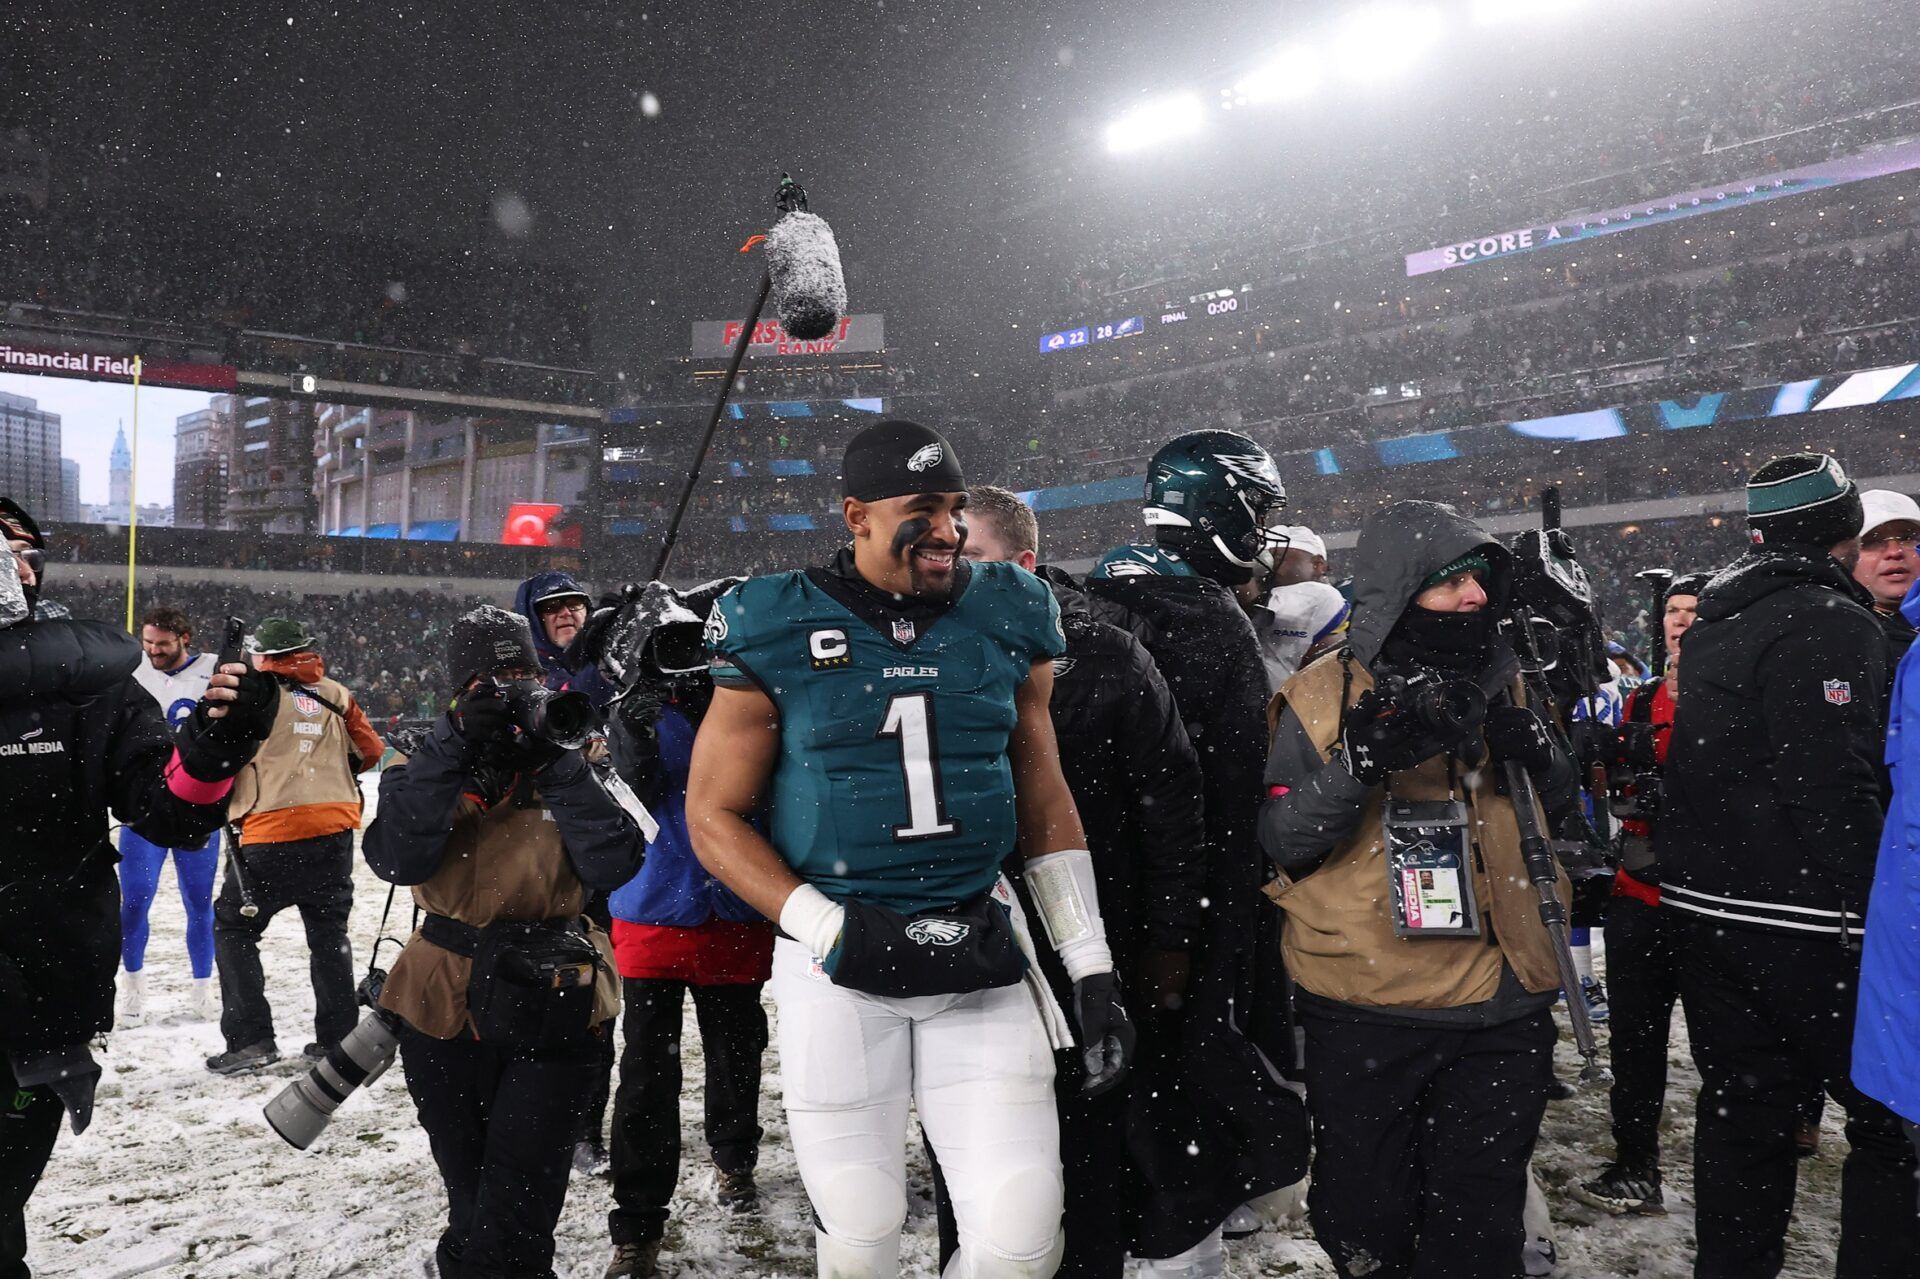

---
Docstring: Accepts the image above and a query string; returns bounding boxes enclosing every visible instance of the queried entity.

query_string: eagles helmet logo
[906,443,944,472]
[905,918,970,946]
[704,601,730,648]
[1215,451,1285,495]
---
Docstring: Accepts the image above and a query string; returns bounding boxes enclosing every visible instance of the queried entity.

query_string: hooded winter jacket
[1853,579,1920,1125]
[1660,545,1888,937]
[514,569,618,709]
[1,621,251,1060]
[1258,501,1576,1025]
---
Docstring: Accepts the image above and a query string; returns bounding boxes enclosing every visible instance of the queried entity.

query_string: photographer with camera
[206,616,386,1075]
[1258,499,1580,1279]
[597,582,770,1279]
[2,497,277,1279]
[1661,455,1920,1276]
[515,569,621,1172]
[1572,570,1708,1217]
[364,605,643,1279]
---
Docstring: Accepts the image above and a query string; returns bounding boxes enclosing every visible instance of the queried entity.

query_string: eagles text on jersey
[707,560,1065,914]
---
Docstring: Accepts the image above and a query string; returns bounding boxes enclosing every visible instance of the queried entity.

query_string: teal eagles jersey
[707,561,1066,914]
[1088,543,1198,580]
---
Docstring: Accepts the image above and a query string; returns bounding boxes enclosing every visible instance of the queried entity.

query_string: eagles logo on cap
[843,419,966,501]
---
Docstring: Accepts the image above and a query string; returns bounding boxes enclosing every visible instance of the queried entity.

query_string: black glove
[1484,704,1556,778]
[176,670,279,780]
[1339,688,1459,786]
[1073,971,1135,1096]
[448,689,514,761]
[616,678,666,739]
[192,668,280,748]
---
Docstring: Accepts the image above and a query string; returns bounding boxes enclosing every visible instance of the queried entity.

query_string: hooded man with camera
[363,605,644,1279]
[1,497,277,1279]
[1258,499,1580,1279]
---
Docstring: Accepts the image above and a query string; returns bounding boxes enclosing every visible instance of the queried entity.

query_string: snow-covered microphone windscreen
[765,211,847,341]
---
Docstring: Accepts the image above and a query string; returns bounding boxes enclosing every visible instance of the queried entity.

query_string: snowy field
[31,834,1847,1277]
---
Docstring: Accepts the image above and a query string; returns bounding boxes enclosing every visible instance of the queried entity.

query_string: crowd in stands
[49,580,490,728]
[1050,50,1918,304]
[1,198,590,368]
[1014,232,1920,488]
[43,522,584,583]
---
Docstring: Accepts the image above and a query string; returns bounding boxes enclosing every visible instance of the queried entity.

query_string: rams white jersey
[1260,581,1351,690]
[133,651,220,731]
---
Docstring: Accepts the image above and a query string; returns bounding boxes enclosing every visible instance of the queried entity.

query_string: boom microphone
[765,209,846,341]
[649,173,845,581]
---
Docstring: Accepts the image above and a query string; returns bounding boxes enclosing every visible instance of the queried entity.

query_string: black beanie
[1746,453,1863,549]
[448,604,540,687]
[842,419,965,501]
[1667,570,1713,603]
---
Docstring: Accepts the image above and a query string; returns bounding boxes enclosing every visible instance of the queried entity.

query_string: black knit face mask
[1381,605,1495,677]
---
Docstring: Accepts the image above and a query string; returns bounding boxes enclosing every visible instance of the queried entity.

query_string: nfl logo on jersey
[293,690,323,717]
[1823,679,1852,705]
[892,617,916,644]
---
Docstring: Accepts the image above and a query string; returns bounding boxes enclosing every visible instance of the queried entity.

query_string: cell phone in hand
[217,617,247,668]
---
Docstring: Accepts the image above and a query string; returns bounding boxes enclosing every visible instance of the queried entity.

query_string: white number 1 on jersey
[878,692,959,841]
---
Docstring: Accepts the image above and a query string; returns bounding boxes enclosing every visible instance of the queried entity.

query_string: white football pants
[770,938,1065,1279]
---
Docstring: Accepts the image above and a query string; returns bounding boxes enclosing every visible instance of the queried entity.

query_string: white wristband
[779,883,846,961]
[1025,849,1113,982]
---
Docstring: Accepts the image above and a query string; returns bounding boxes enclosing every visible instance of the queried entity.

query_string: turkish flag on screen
[502,503,564,546]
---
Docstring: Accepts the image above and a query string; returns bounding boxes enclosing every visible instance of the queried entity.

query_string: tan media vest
[1262,652,1567,1010]
[227,677,363,821]
[379,789,620,1040]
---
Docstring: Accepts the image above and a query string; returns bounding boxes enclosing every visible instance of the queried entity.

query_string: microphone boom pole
[648,269,772,582]
[649,173,820,582]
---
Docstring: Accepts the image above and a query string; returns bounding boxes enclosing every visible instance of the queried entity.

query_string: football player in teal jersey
[687,420,1132,1279]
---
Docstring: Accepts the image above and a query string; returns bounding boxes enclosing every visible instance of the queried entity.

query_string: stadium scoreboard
[1038,284,1256,354]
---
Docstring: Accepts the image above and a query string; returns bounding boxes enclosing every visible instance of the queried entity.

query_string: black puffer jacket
[0,620,243,1055]
[1082,560,1307,1258]
[1662,546,1889,937]
[1035,566,1205,964]
[1083,570,1272,937]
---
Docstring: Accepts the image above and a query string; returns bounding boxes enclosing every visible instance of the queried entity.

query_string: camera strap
[365,880,413,986]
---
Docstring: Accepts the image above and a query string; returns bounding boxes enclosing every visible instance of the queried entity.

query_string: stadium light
[1230,46,1320,107]
[1104,94,1206,155]
[1333,3,1443,80]
[1471,0,1583,25]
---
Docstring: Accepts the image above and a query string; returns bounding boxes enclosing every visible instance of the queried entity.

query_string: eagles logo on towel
[905,918,970,946]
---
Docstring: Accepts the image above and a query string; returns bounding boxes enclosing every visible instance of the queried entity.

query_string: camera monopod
[213,615,262,917]
[1635,568,1675,682]
[225,826,260,919]
[1506,489,1611,1087]
[646,173,846,582]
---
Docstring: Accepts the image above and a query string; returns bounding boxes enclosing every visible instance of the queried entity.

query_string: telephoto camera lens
[263,1008,404,1150]
[528,687,597,749]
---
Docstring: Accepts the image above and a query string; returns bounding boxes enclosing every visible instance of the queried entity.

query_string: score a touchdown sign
[690,313,884,359]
